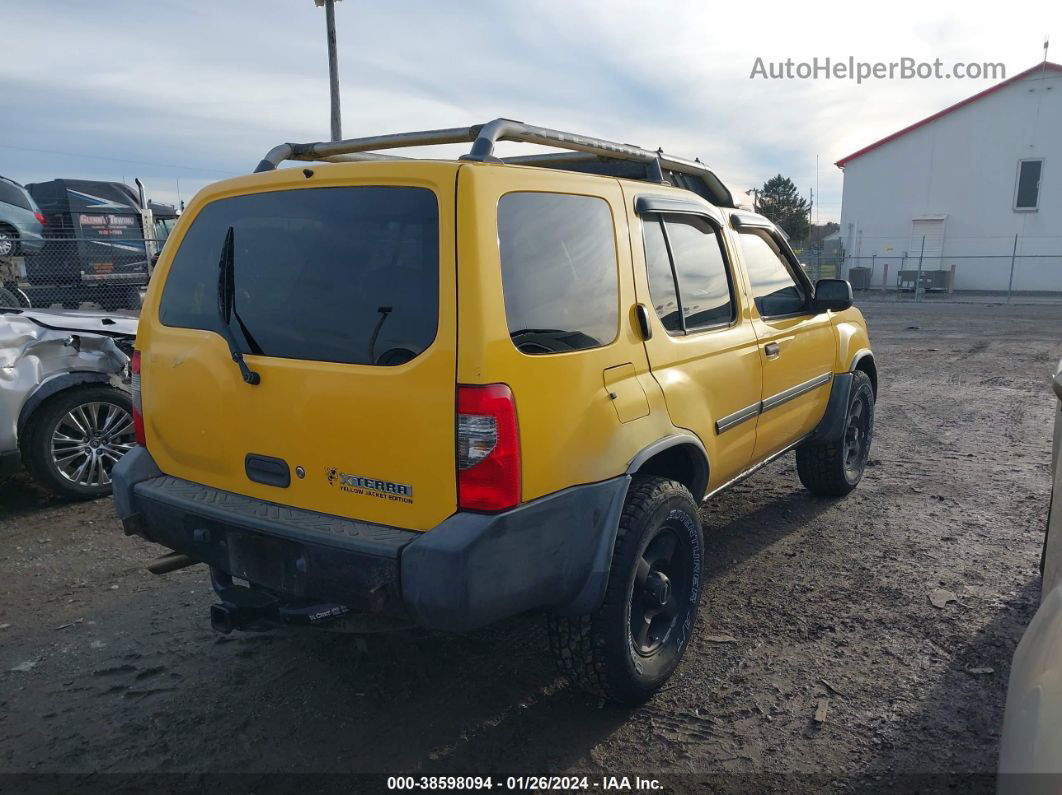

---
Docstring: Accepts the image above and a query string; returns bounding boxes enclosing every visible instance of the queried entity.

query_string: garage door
[908,218,946,270]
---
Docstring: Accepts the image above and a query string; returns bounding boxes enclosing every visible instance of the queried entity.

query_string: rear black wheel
[797,370,875,497]
[547,476,703,704]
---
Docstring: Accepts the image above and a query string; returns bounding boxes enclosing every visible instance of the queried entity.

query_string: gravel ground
[0,301,1058,792]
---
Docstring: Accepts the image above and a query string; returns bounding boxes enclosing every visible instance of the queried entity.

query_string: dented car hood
[0,309,137,454]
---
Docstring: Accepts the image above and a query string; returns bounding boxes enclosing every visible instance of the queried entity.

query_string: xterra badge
[326,468,413,504]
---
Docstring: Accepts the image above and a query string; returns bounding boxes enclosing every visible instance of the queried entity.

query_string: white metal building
[836,62,1062,292]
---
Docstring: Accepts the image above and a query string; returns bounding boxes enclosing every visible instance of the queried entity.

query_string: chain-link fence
[799,250,1062,301]
[0,237,163,312]
[5,234,1061,313]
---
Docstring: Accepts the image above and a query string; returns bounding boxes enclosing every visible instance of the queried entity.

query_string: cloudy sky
[1,0,1057,220]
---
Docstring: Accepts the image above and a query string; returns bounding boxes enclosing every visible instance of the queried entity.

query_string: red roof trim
[835,62,1062,168]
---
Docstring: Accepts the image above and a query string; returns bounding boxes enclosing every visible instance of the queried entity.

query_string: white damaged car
[998,360,1062,790]
[0,308,137,499]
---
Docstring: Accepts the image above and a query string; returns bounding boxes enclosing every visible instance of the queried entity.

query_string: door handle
[764,342,780,357]
[634,304,653,341]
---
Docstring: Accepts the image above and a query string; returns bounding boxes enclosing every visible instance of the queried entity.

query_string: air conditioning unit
[849,267,871,290]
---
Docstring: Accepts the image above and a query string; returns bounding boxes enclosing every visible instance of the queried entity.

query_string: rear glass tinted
[664,215,734,330]
[642,218,682,333]
[498,192,618,354]
[642,213,734,334]
[0,180,33,211]
[159,186,439,366]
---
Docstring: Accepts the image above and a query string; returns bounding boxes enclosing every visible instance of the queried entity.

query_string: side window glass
[641,212,734,335]
[664,215,734,331]
[498,192,618,354]
[739,231,807,317]
[642,218,682,333]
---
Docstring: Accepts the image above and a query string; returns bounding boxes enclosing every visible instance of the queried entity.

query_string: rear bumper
[113,447,629,632]
[17,229,45,254]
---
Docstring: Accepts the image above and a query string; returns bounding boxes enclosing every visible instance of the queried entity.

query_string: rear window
[0,180,33,211]
[497,192,618,354]
[158,186,439,366]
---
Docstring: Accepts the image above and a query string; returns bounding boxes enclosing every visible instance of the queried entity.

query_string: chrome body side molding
[714,372,833,434]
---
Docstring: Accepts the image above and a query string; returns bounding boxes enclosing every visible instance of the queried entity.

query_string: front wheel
[23,385,137,500]
[796,370,875,497]
[547,476,704,705]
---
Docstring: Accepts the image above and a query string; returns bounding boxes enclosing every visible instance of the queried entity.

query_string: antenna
[1044,36,1051,76]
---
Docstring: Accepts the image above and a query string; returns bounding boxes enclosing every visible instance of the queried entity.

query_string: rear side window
[738,230,807,317]
[643,219,682,333]
[159,186,439,366]
[0,180,33,211]
[498,192,618,354]
[642,214,734,335]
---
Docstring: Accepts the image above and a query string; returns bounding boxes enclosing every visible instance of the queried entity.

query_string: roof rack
[254,118,735,207]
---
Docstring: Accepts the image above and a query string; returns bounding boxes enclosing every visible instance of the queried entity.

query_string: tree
[808,221,840,247]
[756,174,810,242]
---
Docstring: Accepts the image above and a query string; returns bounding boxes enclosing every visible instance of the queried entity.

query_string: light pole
[745,188,760,212]
[314,0,343,141]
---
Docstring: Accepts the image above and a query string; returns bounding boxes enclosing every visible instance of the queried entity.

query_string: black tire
[547,476,704,705]
[796,370,875,497]
[2,282,31,307]
[0,225,18,258]
[23,385,136,500]
[0,287,21,307]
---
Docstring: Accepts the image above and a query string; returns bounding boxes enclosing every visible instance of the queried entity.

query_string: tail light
[33,211,46,225]
[130,350,146,446]
[457,384,519,512]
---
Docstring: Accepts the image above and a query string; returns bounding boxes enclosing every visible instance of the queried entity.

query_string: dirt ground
[0,300,1058,792]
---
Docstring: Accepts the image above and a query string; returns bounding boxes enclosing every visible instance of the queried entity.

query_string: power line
[0,144,237,176]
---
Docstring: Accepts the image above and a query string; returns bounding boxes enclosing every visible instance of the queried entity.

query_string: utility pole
[315,0,343,141]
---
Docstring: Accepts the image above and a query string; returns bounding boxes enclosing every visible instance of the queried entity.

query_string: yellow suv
[113,119,876,704]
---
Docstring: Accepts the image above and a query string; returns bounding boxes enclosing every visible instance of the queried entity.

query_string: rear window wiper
[216,226,261,385]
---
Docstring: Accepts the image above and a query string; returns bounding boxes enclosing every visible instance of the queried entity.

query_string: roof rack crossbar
[253,118,734,206]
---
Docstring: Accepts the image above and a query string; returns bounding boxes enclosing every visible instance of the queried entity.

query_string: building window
[1014,159,1043,211]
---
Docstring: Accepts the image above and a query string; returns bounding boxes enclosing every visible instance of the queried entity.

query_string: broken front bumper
[113,447,628,633]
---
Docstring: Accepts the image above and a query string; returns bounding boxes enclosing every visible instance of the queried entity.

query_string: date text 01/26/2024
[386,776,664,791]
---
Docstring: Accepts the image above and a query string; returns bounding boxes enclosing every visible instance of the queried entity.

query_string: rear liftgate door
[143,171,458,531]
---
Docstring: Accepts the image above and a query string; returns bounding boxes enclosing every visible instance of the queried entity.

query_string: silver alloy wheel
[50,401,136,487]
[0,231,14,258]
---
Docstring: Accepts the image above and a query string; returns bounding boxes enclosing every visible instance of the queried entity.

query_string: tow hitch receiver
[210,569,349,634]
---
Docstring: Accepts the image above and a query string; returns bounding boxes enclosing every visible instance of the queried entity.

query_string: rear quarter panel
[455,164,680,503]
